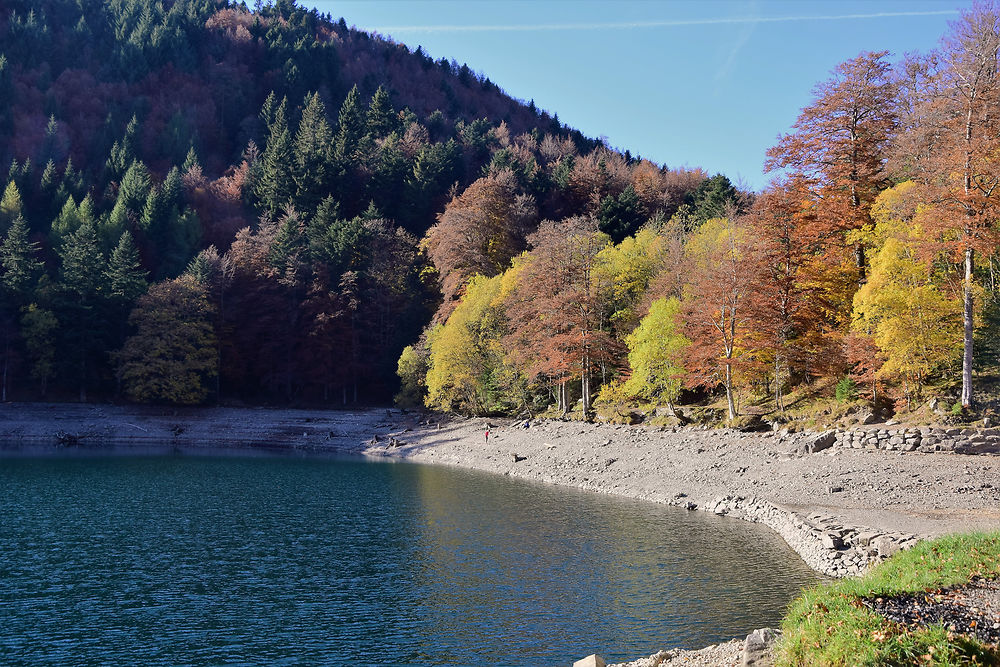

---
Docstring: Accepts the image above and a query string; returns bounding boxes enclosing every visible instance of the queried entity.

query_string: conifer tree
[0,215,41,401]
[0,181,23,231]
[293,91,333,211]
[367,85,398,138]
[106,115,139,181]
[107,160,152,246]
[57,220,107,401]
[253,96,294,216]
[1,215,42,297]
[334,85,365,164]
[182,145,200,173]
[105,231,148,304]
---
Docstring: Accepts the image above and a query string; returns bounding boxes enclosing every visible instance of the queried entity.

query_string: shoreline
[5,402,1000,574]
[5,402,1000,664]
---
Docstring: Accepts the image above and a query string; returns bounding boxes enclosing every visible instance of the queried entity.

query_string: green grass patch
[777,533,1000,666]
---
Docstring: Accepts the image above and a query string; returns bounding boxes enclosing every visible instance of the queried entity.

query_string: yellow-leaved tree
[424,264,528,415]
[620,296,689,412]
[852,185,961,403]
[594,227,671,335]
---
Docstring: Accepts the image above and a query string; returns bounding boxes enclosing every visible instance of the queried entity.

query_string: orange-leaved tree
[424,169,537,323]
[766,50,898,287]
[896,4,1000,407]
[504,216,617,416]
[682,213,754,420]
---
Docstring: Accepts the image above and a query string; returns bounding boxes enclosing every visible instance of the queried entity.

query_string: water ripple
[0,456,822,665]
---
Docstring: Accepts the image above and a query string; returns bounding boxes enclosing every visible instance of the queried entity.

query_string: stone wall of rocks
[834,426,1000,454]
[772,425,1000,456]
[702,494,919,578]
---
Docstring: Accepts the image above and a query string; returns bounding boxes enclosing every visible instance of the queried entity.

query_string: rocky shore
[4,402,1000,577]
[5,402,1000,664]
[370,415,1000,578]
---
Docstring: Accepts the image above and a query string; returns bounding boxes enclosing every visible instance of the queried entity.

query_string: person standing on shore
[485,424,490,444]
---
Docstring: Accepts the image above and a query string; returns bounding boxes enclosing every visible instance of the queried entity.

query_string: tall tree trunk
[774,356,783,412]
[725,360,736,420]
[962,246,975,407]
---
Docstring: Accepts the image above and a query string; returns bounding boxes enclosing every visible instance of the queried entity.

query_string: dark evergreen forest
[0,0,714,405]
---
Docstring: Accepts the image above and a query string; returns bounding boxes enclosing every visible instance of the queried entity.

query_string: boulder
[872,535,902,559]
[808,430,837,453]
[573,655,606,667]
[743,628,780,666]
[821,533,844,549]
[731,414,771,433]
[857,411,878,425]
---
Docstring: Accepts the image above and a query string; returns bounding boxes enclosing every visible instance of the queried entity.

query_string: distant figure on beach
[485,424,490,444]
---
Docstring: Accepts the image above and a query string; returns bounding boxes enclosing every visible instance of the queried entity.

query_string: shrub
[835,376,857,403]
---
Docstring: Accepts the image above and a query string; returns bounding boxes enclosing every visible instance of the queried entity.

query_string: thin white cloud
[715,20,756,83]
[373,10,957,34]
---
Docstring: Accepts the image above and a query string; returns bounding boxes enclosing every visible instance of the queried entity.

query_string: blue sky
[308,1,961,191]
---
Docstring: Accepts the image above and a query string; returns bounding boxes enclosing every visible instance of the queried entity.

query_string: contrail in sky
[373,10,957,34]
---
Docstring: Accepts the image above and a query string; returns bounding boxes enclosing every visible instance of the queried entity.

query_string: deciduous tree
[117,276,218,404]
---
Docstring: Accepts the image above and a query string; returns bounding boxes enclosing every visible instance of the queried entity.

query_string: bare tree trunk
[855,243,866,286]
[725,360,736,420]
[774,356,783,412]
[962,247,975,407]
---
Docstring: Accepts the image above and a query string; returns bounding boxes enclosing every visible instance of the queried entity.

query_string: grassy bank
[776,533,1000,665]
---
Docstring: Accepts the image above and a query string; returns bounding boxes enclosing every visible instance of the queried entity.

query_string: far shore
[5,401,1000,665]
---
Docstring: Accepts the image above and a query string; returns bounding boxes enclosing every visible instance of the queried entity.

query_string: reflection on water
[0,456,822,665]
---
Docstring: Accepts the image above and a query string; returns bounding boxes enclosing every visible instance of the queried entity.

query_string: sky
[308,0,963,191]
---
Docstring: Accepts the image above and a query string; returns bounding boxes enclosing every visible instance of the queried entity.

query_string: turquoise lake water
[0,455,822,665]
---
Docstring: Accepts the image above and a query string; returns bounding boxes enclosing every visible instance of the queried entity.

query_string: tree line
[0,0,710,404]
[406,4,1000,419]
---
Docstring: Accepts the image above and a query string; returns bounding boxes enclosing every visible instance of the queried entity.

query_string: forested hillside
[0,0,713,404]
[407,4,1000,424]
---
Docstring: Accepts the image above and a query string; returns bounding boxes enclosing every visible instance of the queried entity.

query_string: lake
[0,455,822,665]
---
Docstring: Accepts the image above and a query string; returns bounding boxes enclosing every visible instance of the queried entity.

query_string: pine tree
[292,91,333,211]
[107,160,152,247]
[0,180,23,231]
[50,196,79,247]
[106,115,139,181]
[105,231,148,304]
[57,220,107,401]
[182,145,200,173]
[252,96,294,216]
[1,215,42,297]
[367,85,398,139]
[334,85,364,164]
[0,214,40,401]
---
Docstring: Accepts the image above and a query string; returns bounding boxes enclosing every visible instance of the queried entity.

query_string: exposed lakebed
[0,454,821,665]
